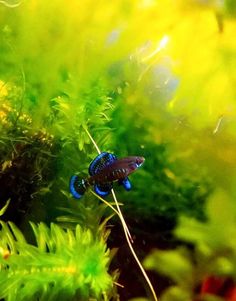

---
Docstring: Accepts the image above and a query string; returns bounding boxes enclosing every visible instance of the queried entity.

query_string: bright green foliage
[0,221,113,301]
[56,190,114,238]
[224,0,236,17]
[1,1,236,300]
[1,0,236,226]
[143,190,236,301]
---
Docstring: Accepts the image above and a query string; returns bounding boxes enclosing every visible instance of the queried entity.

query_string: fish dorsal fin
[89,152,117,176]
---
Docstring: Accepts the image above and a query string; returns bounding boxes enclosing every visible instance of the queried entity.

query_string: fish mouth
[136,156,145,168]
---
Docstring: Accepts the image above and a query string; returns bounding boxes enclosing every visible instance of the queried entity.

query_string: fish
[70,152,145,199]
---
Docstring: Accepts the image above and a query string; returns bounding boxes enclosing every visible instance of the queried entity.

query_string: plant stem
[84,126,158,301]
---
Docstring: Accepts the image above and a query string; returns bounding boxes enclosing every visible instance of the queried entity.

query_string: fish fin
[94,183,112,197]
[119,177,132,191]
[70,175,87,199]
[89,152,117,176]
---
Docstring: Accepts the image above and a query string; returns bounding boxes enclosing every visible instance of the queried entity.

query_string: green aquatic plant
[0,220,113,301]
[140,190,236,301]
[0,99,58,226]
[0,0,215,230]
[1,1,236,300]
[109,92,211,229]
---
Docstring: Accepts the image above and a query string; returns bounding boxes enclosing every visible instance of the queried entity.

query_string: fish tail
[70,175,88,199]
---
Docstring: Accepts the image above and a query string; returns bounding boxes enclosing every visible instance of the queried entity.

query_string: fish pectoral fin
[89,152,117,176]
[94,183,112,197]
[118,177,131,191]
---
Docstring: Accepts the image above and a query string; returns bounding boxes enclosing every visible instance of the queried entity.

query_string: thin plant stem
[90,183,133,242]
[111,189,158,301]
[83,126,101,155]
[84,127,158,301]
[90,190,121,217]
[90,190,132,242]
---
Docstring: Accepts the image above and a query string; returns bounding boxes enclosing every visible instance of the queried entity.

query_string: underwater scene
[1,1,236,300]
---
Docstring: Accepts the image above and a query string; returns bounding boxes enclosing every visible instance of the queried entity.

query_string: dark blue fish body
[70,152,145,199]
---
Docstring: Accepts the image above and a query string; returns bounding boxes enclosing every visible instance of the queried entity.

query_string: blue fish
[70,152,145,199]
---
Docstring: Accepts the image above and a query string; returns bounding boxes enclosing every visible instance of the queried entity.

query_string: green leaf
[0,199,10,217]
[161,286,192,301]
[144,248,193,284]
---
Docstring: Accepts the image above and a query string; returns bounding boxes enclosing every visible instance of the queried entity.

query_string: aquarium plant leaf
[144,248,193,284]
[160,286,192,301]
[0,199,10,216]
[143,190,236,301]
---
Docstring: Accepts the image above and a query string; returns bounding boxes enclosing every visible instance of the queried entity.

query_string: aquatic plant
[0,99,58,226]
[2,0,234,230]
[0,220,113,301]
[1,1,236,300]
[140,190,236,301]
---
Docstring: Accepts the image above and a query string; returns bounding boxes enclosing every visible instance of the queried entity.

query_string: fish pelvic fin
[119,177,132,191]
[70,175,87,199]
